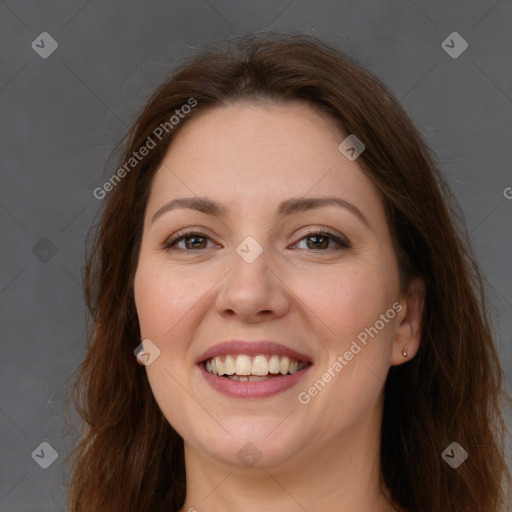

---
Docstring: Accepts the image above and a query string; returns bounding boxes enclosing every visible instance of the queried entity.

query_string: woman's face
[134,100,418,470]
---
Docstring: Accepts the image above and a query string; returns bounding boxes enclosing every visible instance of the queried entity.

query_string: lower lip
[199,363,312,399]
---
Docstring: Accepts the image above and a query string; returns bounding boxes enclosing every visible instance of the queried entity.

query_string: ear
[390,277,425,366]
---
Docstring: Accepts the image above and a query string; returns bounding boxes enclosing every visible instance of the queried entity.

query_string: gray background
[0,1,511,510]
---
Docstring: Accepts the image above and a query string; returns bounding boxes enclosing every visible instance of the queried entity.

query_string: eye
[291,230,350,251]
[163,230,217,251]
[163,229,351,252]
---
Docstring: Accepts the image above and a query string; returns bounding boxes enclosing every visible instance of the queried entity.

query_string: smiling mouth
[203,354,311,382]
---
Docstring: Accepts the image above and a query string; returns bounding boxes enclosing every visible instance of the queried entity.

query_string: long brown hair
[65,31,511,511]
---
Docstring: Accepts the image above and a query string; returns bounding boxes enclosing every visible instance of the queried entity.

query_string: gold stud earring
[402,346,408,357]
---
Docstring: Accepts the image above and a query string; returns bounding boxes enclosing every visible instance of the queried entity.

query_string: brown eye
[292,230,350,251]
[164,231,216,251]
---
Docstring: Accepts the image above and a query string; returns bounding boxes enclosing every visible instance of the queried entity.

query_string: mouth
[196,340,313,398]
[203,354,311,382]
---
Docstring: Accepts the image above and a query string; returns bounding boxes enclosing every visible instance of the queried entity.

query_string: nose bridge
[235,234,266,265]
[215,231,290,320]
[230,233,272,290]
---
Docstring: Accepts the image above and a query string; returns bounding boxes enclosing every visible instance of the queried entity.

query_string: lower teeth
[225,375,273,382]
[222,370,304,381]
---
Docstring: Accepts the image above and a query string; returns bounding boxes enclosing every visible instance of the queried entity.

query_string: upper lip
[195,340,313,364]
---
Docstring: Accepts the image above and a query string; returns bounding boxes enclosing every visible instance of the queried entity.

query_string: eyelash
[162,229,351,252]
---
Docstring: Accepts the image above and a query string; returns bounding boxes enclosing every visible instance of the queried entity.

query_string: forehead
[146,100,384,221]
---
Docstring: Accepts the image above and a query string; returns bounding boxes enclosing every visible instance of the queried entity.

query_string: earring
[402,346,408,357]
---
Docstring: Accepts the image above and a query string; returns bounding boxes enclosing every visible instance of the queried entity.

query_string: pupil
[308,236,328,250]
[187,236,205,249]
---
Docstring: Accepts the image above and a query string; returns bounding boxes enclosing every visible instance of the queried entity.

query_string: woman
[66,32,511,511]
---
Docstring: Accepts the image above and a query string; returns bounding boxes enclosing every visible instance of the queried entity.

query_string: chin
[191,420,304,469]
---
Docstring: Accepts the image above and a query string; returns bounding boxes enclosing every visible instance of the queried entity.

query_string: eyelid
[163,226,351,251]
[290,228,351,250]
[162,228,217,249]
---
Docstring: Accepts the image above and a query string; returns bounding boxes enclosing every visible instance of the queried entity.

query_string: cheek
[290,260,398,343]
[134,260,211,341]
[294,266,397,428]
[134,261,205,434]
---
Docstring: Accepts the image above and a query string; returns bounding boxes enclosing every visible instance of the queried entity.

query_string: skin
[133,100,425,512]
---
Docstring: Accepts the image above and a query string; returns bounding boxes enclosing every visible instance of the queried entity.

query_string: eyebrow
[151,196,370,228]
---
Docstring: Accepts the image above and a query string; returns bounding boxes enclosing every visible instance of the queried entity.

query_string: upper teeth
[205,354,308,376]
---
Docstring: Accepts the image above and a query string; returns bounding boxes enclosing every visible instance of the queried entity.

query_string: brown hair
[65,31,511,511]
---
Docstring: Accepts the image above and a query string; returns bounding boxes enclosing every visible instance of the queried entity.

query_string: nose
[214,242,291,324]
